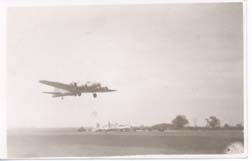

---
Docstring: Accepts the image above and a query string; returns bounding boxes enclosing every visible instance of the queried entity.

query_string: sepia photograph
[2,1,246,159]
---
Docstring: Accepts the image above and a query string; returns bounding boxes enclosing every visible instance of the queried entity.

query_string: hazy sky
[7,3,243,128]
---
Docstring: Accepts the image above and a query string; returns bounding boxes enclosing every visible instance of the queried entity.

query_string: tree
[172,115,189,128]
[205,116,221,128]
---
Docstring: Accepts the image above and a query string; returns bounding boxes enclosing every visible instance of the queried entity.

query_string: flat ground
[7,129,243,158]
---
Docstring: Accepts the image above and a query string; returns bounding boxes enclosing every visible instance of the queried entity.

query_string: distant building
[78,126,86,132]
[151,123,175,131]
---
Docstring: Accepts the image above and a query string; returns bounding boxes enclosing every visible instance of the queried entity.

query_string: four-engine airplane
[39,80,116,99]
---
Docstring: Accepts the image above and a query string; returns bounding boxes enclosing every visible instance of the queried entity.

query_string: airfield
[7,129,243,158]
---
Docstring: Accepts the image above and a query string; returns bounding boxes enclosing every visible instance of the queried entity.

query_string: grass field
[7,129,244,158]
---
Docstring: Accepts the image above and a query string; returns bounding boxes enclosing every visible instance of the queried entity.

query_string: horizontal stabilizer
[52,93,76,97]
[43,91,61,95]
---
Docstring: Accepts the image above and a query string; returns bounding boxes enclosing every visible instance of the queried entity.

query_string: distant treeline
[147,115,244,131]
[78,115,243,132]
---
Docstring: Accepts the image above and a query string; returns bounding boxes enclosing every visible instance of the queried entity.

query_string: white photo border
[0,0,248,159]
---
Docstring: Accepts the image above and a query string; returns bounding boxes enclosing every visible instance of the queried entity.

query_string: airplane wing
[52,93,76,97]
[43,91,76,97]
[96,89,117,93]
[40,80,76,92]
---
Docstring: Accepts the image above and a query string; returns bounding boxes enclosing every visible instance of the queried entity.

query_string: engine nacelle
[70,82,78,87]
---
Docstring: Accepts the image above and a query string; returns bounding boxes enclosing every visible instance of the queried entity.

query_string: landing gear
[93,93,97,98]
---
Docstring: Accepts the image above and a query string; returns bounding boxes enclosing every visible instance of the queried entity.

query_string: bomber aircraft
[39,80,116,99]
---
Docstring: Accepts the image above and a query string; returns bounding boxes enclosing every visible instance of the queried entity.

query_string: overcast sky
[7,3,243,128]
